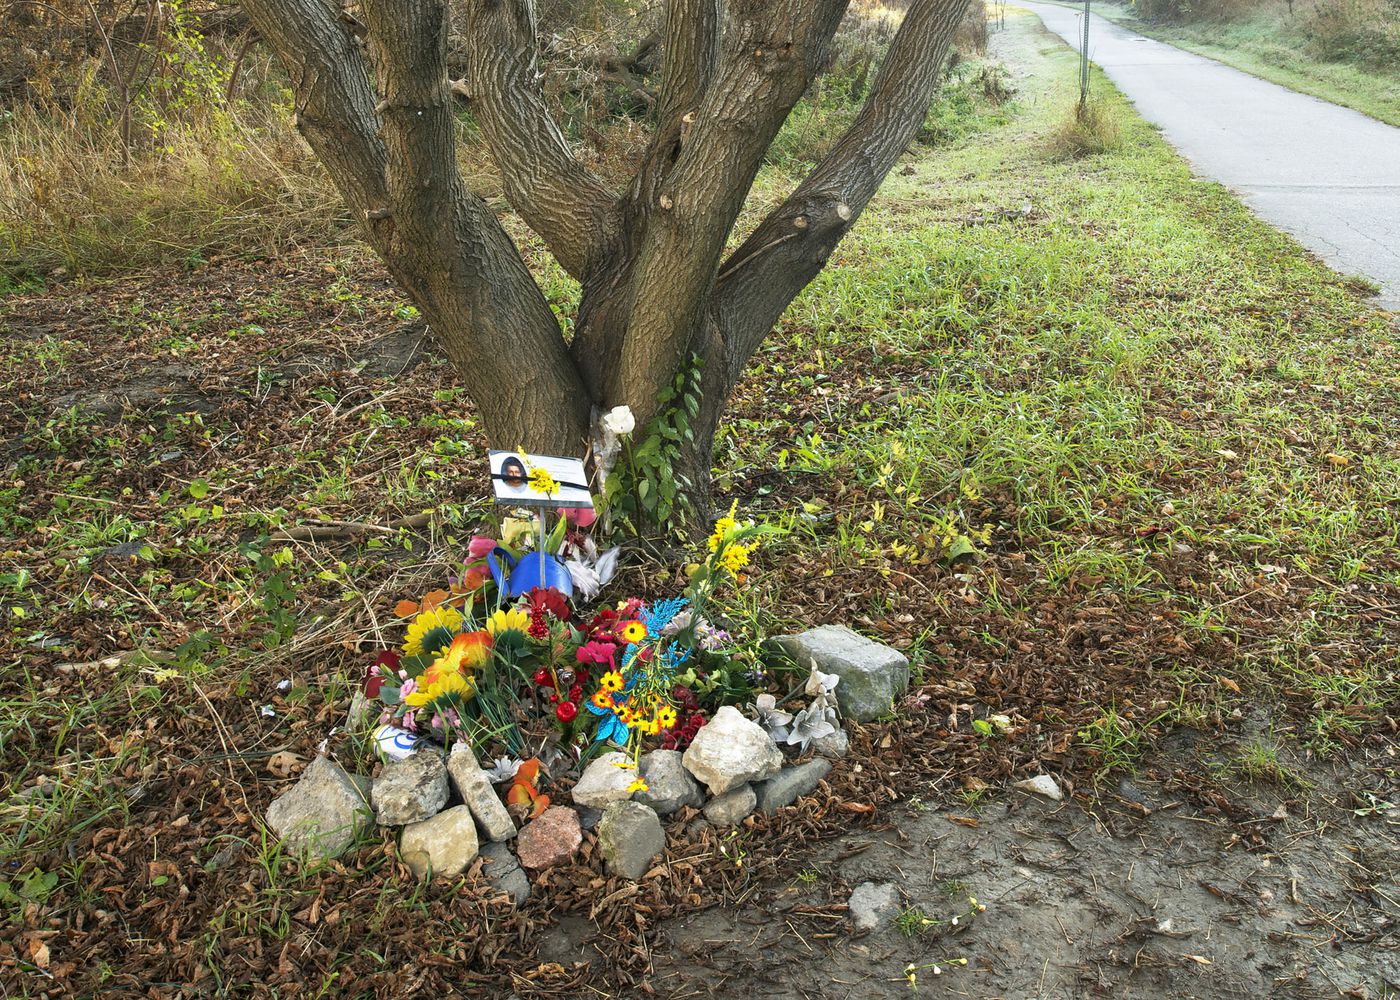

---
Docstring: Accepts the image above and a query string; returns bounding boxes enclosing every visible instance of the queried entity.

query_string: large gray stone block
[772,625,910,722]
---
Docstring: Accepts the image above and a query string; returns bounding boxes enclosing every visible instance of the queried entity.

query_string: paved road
[1017,2,1400,312]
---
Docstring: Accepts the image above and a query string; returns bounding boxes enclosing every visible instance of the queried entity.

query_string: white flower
[601,405,635,436]
[787,703,836,750]
[804,663,840,699]
[752,693,794,742]
[483,756,521,783]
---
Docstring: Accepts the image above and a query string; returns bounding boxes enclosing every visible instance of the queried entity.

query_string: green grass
[1083,1,1400,127]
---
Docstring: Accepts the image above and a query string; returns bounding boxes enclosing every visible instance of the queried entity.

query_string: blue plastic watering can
[486,547,574,600]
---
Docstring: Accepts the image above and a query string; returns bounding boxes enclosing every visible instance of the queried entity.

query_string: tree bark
[239,0,972,521]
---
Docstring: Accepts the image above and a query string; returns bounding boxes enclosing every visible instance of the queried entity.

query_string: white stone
[571,752,639,809]
[265,756,373,859]
[371,751,448,825]
[399,805,479,879]
[682,706,783,795]
[1013,774,1063,802]
[447,744,516,842]
[849,881,900,933]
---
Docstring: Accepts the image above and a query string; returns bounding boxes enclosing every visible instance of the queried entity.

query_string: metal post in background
[1079,0,1092,115]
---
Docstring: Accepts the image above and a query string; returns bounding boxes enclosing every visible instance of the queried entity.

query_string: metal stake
[537,508,546,590]
[1080,0,1092,115]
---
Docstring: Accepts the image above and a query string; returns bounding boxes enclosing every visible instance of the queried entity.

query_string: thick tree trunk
[238,0,971,518]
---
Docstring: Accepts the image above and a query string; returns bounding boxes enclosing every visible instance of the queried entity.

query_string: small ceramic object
[373,724,423,761]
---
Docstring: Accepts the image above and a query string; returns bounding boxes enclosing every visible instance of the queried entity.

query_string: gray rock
[702,784,757,827]
[597,801,666,880]
[571,751,639,809]
[479,841,530,905]
[849,881,900,933]
[578,807,603,831]
[266,756,373,859]
[682,706,783,795]
[1013,774,1063,802]
[371,751,448,825]
[636,750,703,816]
[812,728,850,758]
[399,804,479,879]
[772,625,910,722]
[754,759,831,814]
[447,744,516,842]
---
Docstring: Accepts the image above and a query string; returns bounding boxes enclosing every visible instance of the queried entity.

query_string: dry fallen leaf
[1325,452,1350,467]
[1217,676,1241,694]
[1182,954,1212,965]
[266,750,302,779]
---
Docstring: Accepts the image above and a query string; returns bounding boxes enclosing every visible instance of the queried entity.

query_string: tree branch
[458,0,622,280]
[713,0,971,386]
[610,0,852,419]
[244,0,591,451]
[238,0,389,215]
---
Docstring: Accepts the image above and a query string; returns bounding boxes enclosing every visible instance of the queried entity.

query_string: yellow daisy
[599,670,624,693]
[590,690,615,711]
[486,606,530,637]
[402,605,463,657]
[656,705,678,730]
[620,620,647,644]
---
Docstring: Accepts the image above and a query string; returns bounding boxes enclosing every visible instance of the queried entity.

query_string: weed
[1048,95,1122,159]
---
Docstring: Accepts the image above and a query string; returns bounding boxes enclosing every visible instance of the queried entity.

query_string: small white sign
[488,450,594,509]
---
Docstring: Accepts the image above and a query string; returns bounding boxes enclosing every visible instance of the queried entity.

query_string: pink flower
[558,506,597,528]
[576,640,619,666]
[468,536,498,559]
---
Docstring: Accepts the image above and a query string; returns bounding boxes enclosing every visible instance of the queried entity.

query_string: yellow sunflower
[620,620,647,644]
[403,666,475,708]
[486,606,530,637]
[402,605,464,657]
[590,690,615,711]
[656,705,678,730]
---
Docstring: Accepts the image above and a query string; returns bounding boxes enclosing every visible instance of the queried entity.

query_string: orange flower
[590,690,615,711]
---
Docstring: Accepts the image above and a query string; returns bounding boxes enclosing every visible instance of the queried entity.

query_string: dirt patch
[649,754,1399,999]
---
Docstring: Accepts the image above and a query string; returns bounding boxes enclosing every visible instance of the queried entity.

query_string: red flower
[368,650,399,698]
[528,586,571,622]
[555,701,578,723]
[576,640,619,666]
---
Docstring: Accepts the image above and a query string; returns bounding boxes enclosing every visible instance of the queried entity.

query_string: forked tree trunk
[238,0,970,520]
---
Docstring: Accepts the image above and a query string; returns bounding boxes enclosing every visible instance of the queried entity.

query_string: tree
[239,0,971,514]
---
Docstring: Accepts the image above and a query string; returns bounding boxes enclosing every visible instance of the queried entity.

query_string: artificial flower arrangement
[366,503,772,791]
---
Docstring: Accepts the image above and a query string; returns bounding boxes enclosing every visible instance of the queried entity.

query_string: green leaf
[188,479,209,500]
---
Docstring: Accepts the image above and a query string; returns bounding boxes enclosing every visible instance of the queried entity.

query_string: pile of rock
[264,625,910,896]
